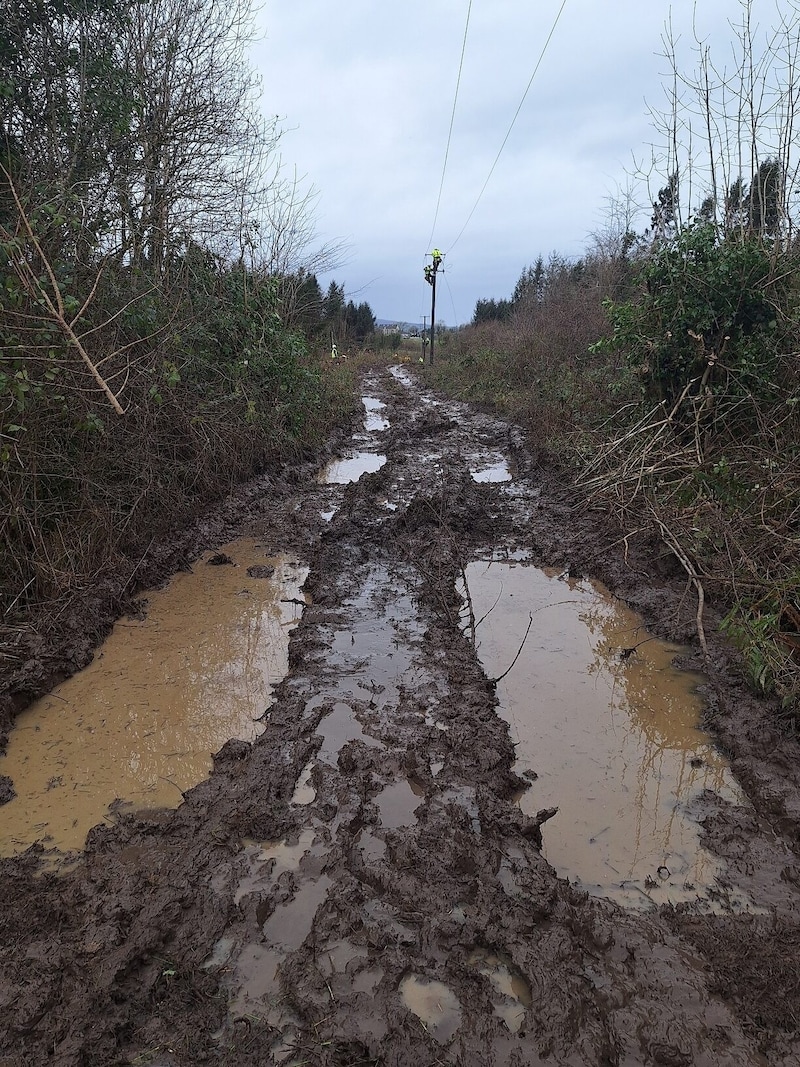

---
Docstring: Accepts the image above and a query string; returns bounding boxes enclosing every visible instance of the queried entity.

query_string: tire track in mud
[168,369,772,1065]
[1,367,799,1066]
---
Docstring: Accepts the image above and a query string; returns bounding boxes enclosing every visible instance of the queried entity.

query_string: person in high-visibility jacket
[431,248,443,270]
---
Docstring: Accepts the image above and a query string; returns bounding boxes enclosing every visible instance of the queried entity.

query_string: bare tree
[110,0,269,271]
[637,0,800,243]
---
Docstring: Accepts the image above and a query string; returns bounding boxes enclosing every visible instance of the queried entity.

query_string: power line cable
[447,0,568,253]
[425,0,473,253]
[442,270,460,327]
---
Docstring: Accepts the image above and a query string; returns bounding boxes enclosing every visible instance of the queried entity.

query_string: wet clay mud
[1,366,800,1067]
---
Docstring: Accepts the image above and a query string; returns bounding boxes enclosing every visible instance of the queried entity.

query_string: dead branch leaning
[1,164,126,415]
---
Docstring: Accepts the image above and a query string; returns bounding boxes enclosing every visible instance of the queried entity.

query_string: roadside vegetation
[431,3,800,714]
[0,0,381,655]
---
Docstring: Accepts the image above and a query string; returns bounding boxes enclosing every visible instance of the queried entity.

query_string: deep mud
[1,367,800,1066]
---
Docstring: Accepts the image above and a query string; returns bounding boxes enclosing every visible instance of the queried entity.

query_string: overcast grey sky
[254,1,747,325]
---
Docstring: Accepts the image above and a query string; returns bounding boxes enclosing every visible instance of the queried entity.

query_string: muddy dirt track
[1,366,800,1066]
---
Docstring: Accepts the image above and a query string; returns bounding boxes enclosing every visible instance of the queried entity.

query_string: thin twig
[491,612,534,684]
[652,512,709,660]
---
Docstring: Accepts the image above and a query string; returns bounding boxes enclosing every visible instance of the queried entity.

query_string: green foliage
[344,300,376,343]
[596,221,793,404]
[721,588,800,711]
[472,297,512,324]
[512,258,545,305]
[430,251,633,445]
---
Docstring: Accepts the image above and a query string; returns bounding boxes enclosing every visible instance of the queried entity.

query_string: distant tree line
[472,254,605,326]
[278,274,376,344]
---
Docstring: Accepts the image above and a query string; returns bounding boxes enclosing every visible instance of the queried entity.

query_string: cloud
[254,0,750,323]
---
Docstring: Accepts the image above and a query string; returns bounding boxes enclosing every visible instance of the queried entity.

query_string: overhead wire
[442,270,460,327]
[424,0,473,255]
[446,0,569,254]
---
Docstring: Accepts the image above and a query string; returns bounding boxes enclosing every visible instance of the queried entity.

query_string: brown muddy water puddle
[400,974,462,1042]
[463,559,747,909]
[467,947,532,1033]
[0,540,307,856]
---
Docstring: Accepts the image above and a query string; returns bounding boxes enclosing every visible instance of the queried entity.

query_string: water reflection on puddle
[389,365,414,387]
[362,395,389,431]
[328,567,424,708]
[469,453,512,483]
[318,451,387,484]
[0,540,307,856]
[229,827,332,1021]
[315,701,382,764]
[400,974,462,1042]
[234,827,321,905]
[467,947,532,1032]
[464,560,746,908]
[376,779,423,828]
[291,760,316,805]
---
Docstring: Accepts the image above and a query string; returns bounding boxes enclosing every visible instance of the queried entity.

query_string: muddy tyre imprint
[1,367,799,1066]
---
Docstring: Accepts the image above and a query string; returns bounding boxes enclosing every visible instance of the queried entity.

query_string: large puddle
[0,540,307,856]
[464,560,746,908]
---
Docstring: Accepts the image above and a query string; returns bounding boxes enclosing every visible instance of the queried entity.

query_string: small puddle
[362,396,389,431]
[328,567,424,708]
[229,833,331,1020]
[262,875,332,947]
[375,779,422,829]
[291,760,316,805]
[467,947,532,1033]
[318,451,386,485]
[400,974,462,1042]
[424,707,448,732]
[464,560,746,908]
[358,830,386,862]
[436,785,481,834]
[316,702,382,764]
[0,541,307,856]
[317,941,386,1037]
[234,827,320,905]
[389,365,414,386]
[202,936,236,971]
[469,453,512,483]
[352,967,383,995]
[229,944,285,1016]
[319,938,361,976]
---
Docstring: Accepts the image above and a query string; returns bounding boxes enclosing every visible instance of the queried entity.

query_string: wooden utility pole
[424,249,443,367]
[429,270,437,366]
